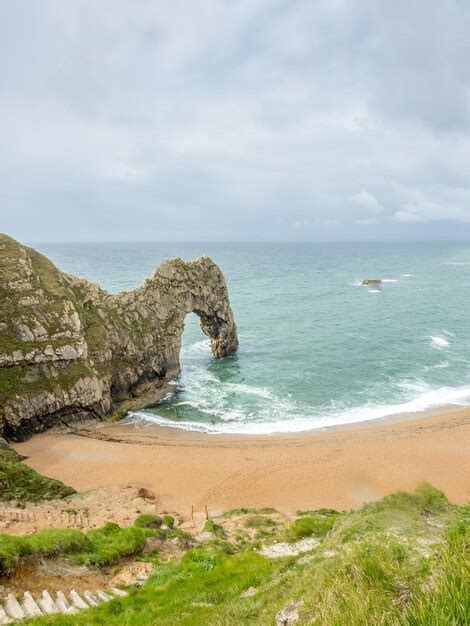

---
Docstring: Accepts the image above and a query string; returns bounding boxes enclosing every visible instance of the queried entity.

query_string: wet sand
[13,408,470,516]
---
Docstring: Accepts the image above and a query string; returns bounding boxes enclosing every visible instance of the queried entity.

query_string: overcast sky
[2,1,470,242]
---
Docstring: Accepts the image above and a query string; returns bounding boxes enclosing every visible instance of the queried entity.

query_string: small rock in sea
[361,279,382,287]
[275,600,303,625]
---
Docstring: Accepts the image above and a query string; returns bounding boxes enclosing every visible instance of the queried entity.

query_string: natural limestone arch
[0,234,238,440]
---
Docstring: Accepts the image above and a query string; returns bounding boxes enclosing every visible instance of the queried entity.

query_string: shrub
[203,520,226,538]
[76,523,150,567]
[134,514,162,529]
[162,514,174,529]
[285,511,339,541]
[382,482,449,514]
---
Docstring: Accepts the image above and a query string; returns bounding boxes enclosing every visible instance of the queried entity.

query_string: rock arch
[0,234,238,440]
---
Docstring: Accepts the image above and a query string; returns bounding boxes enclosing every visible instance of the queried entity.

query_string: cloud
[0,1,470,240]
[353,191,384,214]
[393,196,470,223]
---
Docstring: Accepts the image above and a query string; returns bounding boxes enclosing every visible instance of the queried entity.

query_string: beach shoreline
[12,406,470,517]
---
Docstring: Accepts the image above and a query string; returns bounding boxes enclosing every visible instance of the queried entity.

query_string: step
[21,592,42,617]
[69,589,89,610]
[38,591,59,614]
[110,587,128,597]
[4,595,25,620]
[83,590,100,606]
[55,591,77,614]
[0,603,12,625]
[96,591,112,603]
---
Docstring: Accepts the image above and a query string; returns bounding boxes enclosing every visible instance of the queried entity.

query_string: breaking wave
[129,362,470,435]
[429,335,449,349]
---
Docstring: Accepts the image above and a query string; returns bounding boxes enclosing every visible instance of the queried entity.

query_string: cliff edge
[0,235,238,440]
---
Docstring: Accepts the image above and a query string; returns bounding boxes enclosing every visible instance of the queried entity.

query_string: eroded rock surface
[0,234,237,440]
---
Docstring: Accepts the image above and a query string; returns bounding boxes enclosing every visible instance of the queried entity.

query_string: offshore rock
[0,234,238,440]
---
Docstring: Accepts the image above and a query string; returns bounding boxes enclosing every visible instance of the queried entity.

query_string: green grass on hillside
[74,523,152,567]
[0,529,89,575]
[0,524,155,576]
[23,484,469,626]
[0,450,75,502]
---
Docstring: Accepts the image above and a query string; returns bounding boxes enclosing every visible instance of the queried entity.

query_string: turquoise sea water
[34,241,470,434]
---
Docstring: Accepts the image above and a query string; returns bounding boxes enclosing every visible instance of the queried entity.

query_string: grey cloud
[1,0,470,241]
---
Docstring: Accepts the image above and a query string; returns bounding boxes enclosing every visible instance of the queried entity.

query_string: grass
[74,523,153,567]
[0,523,155,575]
[0,449,75,502]
[284,510,340,541]
[203,520,226,538]
[0,529,89,575]
[134,514,162,529]
[23,483,469,626]
[221,507,277,518]
[245,515,274,529]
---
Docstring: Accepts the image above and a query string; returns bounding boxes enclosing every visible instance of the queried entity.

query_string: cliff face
[0,235,238,440]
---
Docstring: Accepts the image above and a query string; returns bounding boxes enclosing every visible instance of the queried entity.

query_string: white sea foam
[368,289,381,293]
[128,379,470,436]
[182,339,211,356]
[401,274,413,277]
[381,278,397,283]
[429,335,449,349]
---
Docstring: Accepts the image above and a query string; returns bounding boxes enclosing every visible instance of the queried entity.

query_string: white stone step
[4,595,25,620]
[110,587,128,597]
[0,603,12,624]
[55,591,77,614]
[83,590,100,606]
[96,590,112,602]
[69,589,89,610]
[21,592,42,617]
[38,591,59,614]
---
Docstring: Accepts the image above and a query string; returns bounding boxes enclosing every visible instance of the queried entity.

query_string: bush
[76,523,150,567]
[162,514,174,529]
[134,514,162,529]
[285,511,339,541]
[203,520,226,538]
[382,482,449,514]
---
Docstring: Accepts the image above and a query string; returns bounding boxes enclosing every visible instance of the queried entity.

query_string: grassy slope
[0,523,155,576]
[24,484,469,626]
[0,449,75,502]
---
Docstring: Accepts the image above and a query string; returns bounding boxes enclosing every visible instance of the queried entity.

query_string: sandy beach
[13,408,470,517]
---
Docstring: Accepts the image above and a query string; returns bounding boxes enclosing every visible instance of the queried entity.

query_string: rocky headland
[0,234,237,441]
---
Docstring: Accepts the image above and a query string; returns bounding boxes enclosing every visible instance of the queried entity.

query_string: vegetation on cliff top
[0,449,75,502]
[18,483,469,625]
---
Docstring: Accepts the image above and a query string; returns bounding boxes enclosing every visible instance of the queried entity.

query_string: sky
[1,0,470,242]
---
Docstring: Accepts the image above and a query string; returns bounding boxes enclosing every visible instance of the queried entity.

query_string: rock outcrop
[361,279,382,287]
[0,234,238,440]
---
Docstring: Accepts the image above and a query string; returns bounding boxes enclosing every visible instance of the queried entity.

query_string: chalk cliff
[0,235,238,440]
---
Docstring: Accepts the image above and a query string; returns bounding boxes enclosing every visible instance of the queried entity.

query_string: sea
[33,241,470,435]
